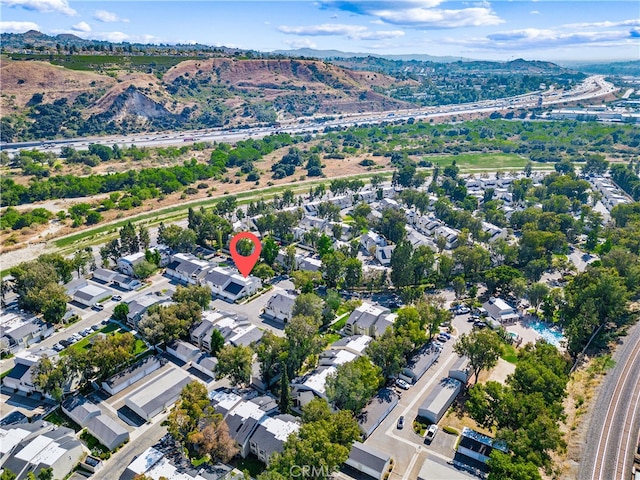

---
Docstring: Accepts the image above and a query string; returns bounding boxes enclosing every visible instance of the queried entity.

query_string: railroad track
[591,331,640,480]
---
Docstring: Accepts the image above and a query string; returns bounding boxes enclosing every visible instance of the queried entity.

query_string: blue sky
[1,1,639,61]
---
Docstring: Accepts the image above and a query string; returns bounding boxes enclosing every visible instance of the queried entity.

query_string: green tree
[166,381,211,451]
[284,315,324,377]
[292,293,324,324]
[39,283,70,324]
[487,451,542,480]
[138,225,151,251]
[366,329,410,378]
[526,283,549,315]
[321,251,346,288]
[261,236,279,266]
[278,367,292,414]
[132,260,157,279]
[390,241,415,288]
[1,469,17,480]
[317,234,334,257]
[343,258,363,289]
[172,285,211,310]
[210,329,225,356]
[256,331,287,387]
[119,221,139,255]
[454,330,503,384]
[215,345,253,387]
[113,303,129,322]
[326,356,383,413]
[377,208,407,244]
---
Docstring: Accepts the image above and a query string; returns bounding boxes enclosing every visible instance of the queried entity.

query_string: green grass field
[426,153,536,170]
[62,323,146,356]
[501,343,519,364]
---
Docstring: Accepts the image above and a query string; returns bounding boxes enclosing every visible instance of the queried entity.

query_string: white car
[93,303,105,311]
[425,424,438,443]
[395,379,411,390]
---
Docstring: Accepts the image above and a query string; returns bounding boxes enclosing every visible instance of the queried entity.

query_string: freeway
[0,75,615,157]
[579,321,640,480]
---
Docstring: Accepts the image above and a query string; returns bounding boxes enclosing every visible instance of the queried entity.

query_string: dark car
[397,416,405,429]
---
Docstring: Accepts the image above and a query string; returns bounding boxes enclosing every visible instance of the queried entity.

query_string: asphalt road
[579,321,640,480]
[0,75,615,156]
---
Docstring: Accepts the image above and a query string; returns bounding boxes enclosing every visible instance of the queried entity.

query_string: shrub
[443,426,459,435]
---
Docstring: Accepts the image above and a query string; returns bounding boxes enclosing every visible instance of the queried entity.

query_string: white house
[263,292,296,323]
[117,252,146,277]
[73,284,110,307]
[345,303,393,338]
[165,253,213,285]
[375,245,395,266]
[482,297,519,325]
[203,266,262,302]
[360,231,386,253]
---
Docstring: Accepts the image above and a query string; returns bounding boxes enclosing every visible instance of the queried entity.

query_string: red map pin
[229,232,262,278]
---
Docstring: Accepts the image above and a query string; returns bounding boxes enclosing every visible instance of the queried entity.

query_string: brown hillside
[0,59,115,111]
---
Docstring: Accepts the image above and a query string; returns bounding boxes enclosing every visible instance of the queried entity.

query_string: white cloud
[369,6,504,28]
[2,0,76,16]
[561,19,640,29]
[278,22,405,41]
[0,20,40,32]
[284,38,318,49]
[93,9,129,23]
[530,10,540,15]
[86,31,129,42]
[441,26,638,51]
[320,1,502,28]
[71,21,91,32]
[279,23,367,36]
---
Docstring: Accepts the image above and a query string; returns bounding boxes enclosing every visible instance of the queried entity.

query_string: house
[92,268,118,283]
[400,346,440,384]
[213,392,279,458]
[62,395,129,450]
[1,313,54,352]
[417,377,462,424]
[101,356,163,396]
[481,221,507,243]
[448,356,470,384]
[73,284,110,307]
[360,232,386,253]
[457,427,509,466]
[117,252,146,277]
[192,353,218,379]
[249,414,300,464]
[111,273,141,291]
[126,293,172,327]
[203,266,262,302]
[263,292,296,323]
[435,225,459,250]
[380,198,400,210]
[124,367,191,421]
[0,420,85,480]
[375,245,395,265]
[328,222,352,241]
[166,340,201,364]
[345,303,393,337]
[0,421,85,479]
[298,256,322,272]
[482,297,519,325]
[165,253,213,285]
[2,352,39,395]
[357,388,399,439]
[346,442,392,480]
[191,310,263,351]
[291,336,372,410]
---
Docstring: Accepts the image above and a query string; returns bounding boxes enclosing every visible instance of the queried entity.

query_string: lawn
[62,323,146,356]
[501,343,519,364]
[44,408,81,432]
[233,455,265,477]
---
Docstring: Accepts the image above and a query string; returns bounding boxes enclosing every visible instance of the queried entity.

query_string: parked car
[473,320,487,329]
[65,337,74,345]
[91,324,101,331]
[82,328,92,336]
[425,424,438,443]
[93,303,105,311]
[437,334,449,343]
[456,306,470,315]
[71,333,82,342]
[395,378,411,390]
[59,339,71,348]
[111,295,122,301]
[52,343,64,352]
[397,416,405,429]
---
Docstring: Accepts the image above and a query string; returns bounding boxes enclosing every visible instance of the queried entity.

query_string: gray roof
[127,369,191,418]
[404,347,440,379]
[103,356,162,390]
[191,320,214,340]
[357,388,399,437]
[4,321,42,340]
[348,442,390,474]
[231,327,263,347]
[85,414,129,449]
[266,292,296,314]
[227,415,259,446]
[62,395,100,425]
[249,414,298,458]
[205,269,231,287]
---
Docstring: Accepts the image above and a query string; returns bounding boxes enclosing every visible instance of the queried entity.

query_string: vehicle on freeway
[425,424,438,443]
[395,378,411,390]
[111,295,122,301]
[93,303,105,311]
[397,416,405,429]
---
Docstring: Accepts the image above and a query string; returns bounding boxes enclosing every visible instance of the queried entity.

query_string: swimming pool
[528,319,564,347]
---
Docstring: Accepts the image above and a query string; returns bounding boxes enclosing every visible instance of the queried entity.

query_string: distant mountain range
[270,48,470,63]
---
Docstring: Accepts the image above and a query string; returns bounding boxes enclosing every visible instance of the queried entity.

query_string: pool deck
[508,314,565,350]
